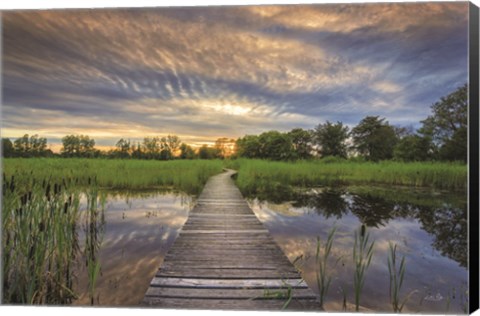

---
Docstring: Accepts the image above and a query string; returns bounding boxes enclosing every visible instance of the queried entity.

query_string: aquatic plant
[3,158,224,194]
[226,158,467,195]
[353,224,375,312]
[315,226,337,309]
[2,175,81,303]
[387,242,412,313]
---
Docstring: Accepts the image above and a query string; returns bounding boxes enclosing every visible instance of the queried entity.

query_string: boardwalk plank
[142,169,319,310]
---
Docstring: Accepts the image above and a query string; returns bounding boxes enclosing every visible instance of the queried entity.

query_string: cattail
[10,176,15,193]
[88,177,91,185]
[54,183,58,195]
[68,195,72,206]
[46,183,51,201]
[28,191,32,202]
[39,222,45,232]
[361,224,366,238]
[64,202,69,214]
[20,194,27,206]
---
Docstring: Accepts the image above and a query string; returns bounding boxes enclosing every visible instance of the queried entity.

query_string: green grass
[1,158,224,304]
[3,158,224,195]
[225,159,467,198]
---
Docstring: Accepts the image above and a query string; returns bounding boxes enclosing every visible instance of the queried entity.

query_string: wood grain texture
[142,169,320,311]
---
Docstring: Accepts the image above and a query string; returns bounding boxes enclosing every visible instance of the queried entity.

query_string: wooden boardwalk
[142,169,320,310]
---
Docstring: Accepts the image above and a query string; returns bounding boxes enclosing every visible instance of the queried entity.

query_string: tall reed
[387,242,411,313]
[82,182,105,305]
[226,158,467,193]
[353,225,375,312]
[2,175,81,304]
[2,173,105,304]
[315,226,337,309]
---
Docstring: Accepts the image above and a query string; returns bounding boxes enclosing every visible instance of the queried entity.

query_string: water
[70,186,467,313]
[249,185,468,313]
[72,190,194,306]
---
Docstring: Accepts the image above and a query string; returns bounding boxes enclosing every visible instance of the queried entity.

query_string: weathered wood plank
[156,270,301,279]
[142,297,321,310]
[150,277,308,288]
[142,169,319,310]
[145,287,317,299]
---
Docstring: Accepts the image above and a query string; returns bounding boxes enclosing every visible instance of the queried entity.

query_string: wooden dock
[142,169,320,310]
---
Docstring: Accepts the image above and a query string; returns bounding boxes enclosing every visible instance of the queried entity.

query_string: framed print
[1,0,479,314]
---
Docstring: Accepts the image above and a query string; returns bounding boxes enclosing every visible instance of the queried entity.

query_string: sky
[1,2,470,150]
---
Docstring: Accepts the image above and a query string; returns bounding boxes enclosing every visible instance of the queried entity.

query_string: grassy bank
[2,158,224,304]
[2,158,224,195]
[225,159,467,198]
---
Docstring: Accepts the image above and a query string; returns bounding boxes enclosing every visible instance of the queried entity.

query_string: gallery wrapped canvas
[1,0,479,314]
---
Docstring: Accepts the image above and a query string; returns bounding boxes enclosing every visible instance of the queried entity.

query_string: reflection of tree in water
[292,188,349,219]
[255,183,467,267]
[291,188,467,267]
[349,194,398,227]
[416,204,467,268]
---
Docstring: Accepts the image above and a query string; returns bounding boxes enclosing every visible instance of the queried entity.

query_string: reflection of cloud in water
[73,191,192,306]
[249,191,468,314]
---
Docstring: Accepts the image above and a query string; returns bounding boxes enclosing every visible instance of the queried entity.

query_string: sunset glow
[1,3,469,148]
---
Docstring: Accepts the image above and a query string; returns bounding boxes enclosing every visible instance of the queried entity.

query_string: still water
[72,186,467,313]
[249,186,468,313]
[73,190,193,306]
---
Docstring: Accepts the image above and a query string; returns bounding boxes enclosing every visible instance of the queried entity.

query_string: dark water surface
[249,185,468,313]
[71,186,467,313]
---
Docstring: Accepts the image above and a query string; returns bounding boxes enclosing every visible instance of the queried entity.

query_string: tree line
[1,84,467,162]
[234,84,467,162]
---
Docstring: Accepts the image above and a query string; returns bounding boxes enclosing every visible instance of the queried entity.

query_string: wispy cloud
[1,3,469,147]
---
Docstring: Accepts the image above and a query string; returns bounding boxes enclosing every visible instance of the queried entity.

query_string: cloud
[1,3,469,147]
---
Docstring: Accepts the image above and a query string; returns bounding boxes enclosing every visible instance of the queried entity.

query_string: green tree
[197,145,219,159]
[115,138,131,158]
[142,137,160,159]
[13,134,31,156]
[394,134,432,161]
[131,142,144,159]
[158,135,181,160]
[29,135,47,156]
[235,135,261,158]
[78,135,96,157]
[257,131,294,160]
[214,137,235,159]
[179,143,196,159]
[351,116,397,161]
[288,128,313,159]
[313,121,349,158]
[421,84,467,162]
[61,135,80,157]
[61,135,95,157]
[13,134,48,157]
[2,138,14,157]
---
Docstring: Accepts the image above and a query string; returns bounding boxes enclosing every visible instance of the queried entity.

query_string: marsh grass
[3,158,224,194]
[1,173,106,304]
[2,158,222,304]
[226,159,466,197]
[2,175,81,303]
[315,226,337,309]
[82,185,106,305]
[353,225,375,312]
[387,242,414,313]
